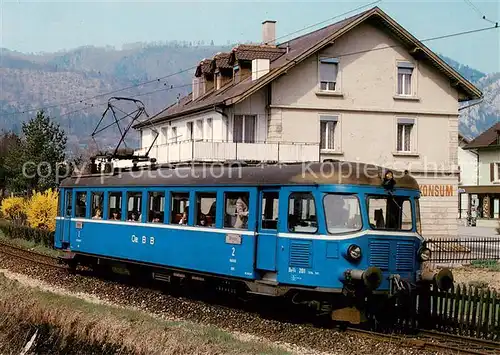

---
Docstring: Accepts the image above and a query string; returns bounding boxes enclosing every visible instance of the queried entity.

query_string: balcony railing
[136,140,320,163]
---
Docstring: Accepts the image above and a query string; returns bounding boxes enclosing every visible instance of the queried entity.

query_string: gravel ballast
[0,252,452,354]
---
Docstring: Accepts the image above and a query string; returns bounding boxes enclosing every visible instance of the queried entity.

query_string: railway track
[0,241,67,270]
[1,240,499,354]
[348,328,500,354]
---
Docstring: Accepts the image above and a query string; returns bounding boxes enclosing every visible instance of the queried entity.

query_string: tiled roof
[136,7,482,128]
[464,122,500,149]
[195,59,213,77]
[213,52,232,70]
[229,44,286,64]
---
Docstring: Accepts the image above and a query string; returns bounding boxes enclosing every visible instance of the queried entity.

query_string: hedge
[0,220,54,247]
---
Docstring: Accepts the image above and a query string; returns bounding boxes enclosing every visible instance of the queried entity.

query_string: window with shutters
[396,118,415,153]
[233,115,256,143]
[397,61,414,96]
[320,115,338,151]
[490,163,500,183]
[319,57,339,91]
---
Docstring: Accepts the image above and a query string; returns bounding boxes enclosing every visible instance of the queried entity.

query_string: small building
[461,123,500,227]
[133,7,482,238]
[457,133,478,219]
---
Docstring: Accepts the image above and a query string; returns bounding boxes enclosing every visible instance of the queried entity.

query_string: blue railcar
[55,162,452,324]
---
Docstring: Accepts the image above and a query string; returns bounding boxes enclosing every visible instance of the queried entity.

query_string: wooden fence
[389,283,500,340]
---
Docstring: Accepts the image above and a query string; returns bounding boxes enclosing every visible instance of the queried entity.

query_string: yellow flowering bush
[0,196,27,224]
[26,189,58,232]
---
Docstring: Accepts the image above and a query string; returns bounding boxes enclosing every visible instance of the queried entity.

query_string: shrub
[0,220,54,247]
[0,196,27,225]
[26,189,58,232]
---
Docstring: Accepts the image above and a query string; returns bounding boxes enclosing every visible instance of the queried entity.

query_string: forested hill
[0,44,498,152]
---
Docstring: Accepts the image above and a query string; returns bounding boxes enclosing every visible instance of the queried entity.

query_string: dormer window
[233,65,240,84]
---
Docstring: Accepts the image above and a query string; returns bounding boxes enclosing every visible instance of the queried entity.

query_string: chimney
[192,77,200,100]
[252,58,270,81]
[262,20,276,45]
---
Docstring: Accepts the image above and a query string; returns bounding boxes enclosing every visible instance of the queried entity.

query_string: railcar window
[367,195,412,231]
[224,192,250,229]
[195,192,216,227]
[288,193,317,233]
[324,194,362,234]
[127,192,142,222]
[65,191,72,217]
[108,192,122,220]
[261,192,279,230]
[75,192,87,218]
[171,192,189,225]
[148,192,165,223]
[91,192,103,219]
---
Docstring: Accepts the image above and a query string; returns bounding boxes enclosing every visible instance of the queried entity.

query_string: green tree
[22,111,67,192]
[0,131,24,196]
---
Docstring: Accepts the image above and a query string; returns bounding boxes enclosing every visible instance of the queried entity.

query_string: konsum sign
[419,184,454,197]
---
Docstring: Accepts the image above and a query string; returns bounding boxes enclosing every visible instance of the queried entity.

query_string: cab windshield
[367,195,413,231]
[323,194,362,234]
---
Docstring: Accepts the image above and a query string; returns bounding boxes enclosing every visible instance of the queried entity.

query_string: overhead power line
[462,0,498,26]
[0,0,382,118]
[2,2,498,119]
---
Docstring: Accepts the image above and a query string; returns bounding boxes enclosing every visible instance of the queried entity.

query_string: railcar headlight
[347,244,362,261]
[418,247,431,262]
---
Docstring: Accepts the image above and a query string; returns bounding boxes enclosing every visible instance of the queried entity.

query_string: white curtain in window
[244,115,256,143]
[320,120,335,150]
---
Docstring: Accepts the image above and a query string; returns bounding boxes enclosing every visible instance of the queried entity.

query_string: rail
[0,241,67,270]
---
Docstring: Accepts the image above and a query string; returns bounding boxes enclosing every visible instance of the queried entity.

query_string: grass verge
[0,273,289,355]
[470,259,500,272]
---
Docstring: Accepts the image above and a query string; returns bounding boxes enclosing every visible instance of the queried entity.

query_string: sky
[1,0,499,73]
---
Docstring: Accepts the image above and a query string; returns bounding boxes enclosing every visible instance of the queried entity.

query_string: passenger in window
[92,208,102,219]
[128,212,138,222]
[234,195,249,228]
[179,211,188,225]
[199,213,207,226]
[110,210,120,220]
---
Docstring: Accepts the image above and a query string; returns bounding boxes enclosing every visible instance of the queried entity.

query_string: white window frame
[206,118,213,142]
[186,121,193,141]
[319,115,338,151]
[160,127,168,145]
[396,118,416,153]
[494,162,500,183]
[195,119,204,141]
[397,61,414,96]
[318,57,339,92]
[170,126,178,144]
[233,114,257,143]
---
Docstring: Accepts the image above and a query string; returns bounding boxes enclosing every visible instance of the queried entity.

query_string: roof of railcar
[61,162,420,190]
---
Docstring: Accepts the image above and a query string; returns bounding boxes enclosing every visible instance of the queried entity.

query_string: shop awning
[460,185,500,194]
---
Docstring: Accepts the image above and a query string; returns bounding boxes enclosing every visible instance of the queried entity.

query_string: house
[133,7,482,238]
[457,133,478,220]
[461,122,500,226]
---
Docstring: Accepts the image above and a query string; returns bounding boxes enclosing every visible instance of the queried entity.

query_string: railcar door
[256,190,280,271]
[62,189,73,248]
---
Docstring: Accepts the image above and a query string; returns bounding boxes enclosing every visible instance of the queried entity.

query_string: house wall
[458,146,478,186]
[478,150,500,185]
[266,22,462,238]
